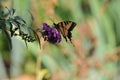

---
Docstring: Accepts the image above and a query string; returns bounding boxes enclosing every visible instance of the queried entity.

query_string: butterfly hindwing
[54,21,76,42]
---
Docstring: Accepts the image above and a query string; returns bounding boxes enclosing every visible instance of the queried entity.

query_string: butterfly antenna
[49,17,56,26]
[49,17,54,23]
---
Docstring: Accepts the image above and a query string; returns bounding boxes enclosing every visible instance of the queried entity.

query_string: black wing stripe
[64,21,68,25]
[67,31,72,42]
[68,22,76,31]
[61,22,66,37]
[58,23,63,33]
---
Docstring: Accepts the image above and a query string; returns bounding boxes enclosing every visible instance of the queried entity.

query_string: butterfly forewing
[54,21,76,42]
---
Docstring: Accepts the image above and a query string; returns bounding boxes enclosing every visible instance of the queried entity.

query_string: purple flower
[42,23,61,43]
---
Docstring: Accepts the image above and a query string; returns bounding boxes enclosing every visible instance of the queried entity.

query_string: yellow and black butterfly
[53,21,77,43]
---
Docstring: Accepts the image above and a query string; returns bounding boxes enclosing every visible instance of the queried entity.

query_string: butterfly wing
[54,21,76,42]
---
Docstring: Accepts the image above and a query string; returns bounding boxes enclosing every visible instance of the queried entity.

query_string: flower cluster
[42,23,61,43]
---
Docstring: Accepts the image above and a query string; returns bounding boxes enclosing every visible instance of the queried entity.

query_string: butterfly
[53,21,77,43]
[36,21,76,46]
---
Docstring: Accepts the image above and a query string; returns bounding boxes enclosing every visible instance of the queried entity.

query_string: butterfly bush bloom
[42,23,61,43]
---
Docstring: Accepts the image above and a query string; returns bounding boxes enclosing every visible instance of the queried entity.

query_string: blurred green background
[0,0,120,80]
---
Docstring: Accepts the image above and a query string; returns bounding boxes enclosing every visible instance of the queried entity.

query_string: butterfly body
[53,21,76,42]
